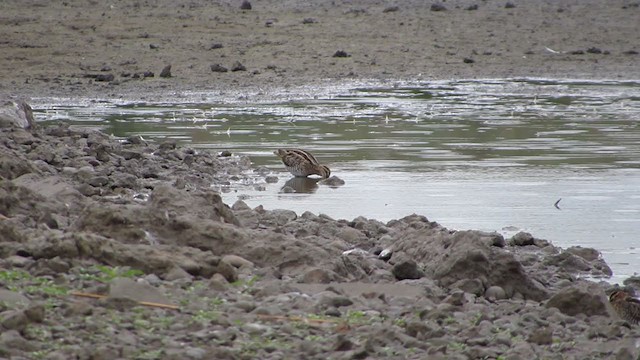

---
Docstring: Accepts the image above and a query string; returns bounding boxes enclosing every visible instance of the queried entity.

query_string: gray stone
[108,277,171,305]
[485,286,507,300]
[566,246,600,261]
[0,289,30,308]
[527,327,553,345]
[221,254,254,269]
[333,334,354,351]
[301,268,333,284]
[545,283,608,317]
[0,310,28,330]
[214,259,238,283]
[509,232,535,246]
[185,347,207,360]
[336,226,366,243]
[64,301,94,317]
[24,304,45,323]
[392,260,424,280]
[0,99,35,129]
[164,266,193,281]
[0,330,35,351]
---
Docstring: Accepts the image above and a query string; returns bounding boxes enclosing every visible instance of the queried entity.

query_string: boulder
[545,282,609,317]
[392,228,548,301]
[0,99,35,129]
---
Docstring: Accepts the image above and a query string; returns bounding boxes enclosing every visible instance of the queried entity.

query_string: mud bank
[1,0,639,101]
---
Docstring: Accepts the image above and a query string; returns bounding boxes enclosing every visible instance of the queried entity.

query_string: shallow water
[34,78,640,282]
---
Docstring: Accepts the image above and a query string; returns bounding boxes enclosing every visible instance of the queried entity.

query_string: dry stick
[70,291,180,310]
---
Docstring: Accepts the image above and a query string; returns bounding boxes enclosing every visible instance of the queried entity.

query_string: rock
[623,276,640,290]
[208,274,228,291]
[545,283,608,317]
[393,229,548,301]
[319,176,346,187]
[466,4,479,10]
[336,226,366,243]
[220,255,252,271]
[505,2,516,8]
[164,266,193,281]
[485,286,507,300]
[24,304,45,323]
[0,330,35,352]
[392,260,424,280]
[566,246,600,261]
[215,259,238,283]
[231,61,246,72]
[0,99,35,129]
[430,4,447,11]
[63,301,94,317]
[0,310,28,330]
[160,64,172,78]
[210,64,228,72]
[544,252,591,272]
[463,57,475,64]
[332,50,350,58]
[383,6,399,13]
[0,289,30,308]
[509,232,535,246]
[109,277,172,305]
[333,334,354,351]
[95,74,114,82]
[301,268,333,284]
[452,278,485,296]
[87,176,109,187]
[240,0,251,10]
[527,327,553,345]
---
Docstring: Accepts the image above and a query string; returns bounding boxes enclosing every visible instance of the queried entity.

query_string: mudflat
[1,0,638,100]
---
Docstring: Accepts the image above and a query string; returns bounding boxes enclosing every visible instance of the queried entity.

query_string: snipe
[609,290,640,324]
[274,148,331,178]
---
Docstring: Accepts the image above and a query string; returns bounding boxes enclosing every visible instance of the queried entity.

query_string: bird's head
[318,165,331,179]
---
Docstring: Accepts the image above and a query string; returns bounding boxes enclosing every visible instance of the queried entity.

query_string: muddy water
[34,78,640,281]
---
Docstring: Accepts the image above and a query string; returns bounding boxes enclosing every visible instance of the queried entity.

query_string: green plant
[448,342,467,351]
[77,265,144,283]
[0,269,68,296]
[231,275,261,288]
[135,349,164,360]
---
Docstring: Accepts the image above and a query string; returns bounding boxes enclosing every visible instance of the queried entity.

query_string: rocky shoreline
[1,109,639,359]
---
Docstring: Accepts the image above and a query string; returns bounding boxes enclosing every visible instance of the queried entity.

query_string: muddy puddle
[33,78,640,281]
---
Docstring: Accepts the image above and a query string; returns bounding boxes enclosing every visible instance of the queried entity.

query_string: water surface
[34,78,640,282]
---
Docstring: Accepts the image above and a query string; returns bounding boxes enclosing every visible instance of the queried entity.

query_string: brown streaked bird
[609,290,640,324]
[274,148,331,179]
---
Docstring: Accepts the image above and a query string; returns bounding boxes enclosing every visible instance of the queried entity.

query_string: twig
[554,198,562,210]
[70,291,180,310]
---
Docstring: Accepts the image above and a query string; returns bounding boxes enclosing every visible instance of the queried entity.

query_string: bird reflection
[280,177,321,194]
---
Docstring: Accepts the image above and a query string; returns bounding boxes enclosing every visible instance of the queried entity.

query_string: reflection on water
[281,177,321,194]
[33,78,640,281]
